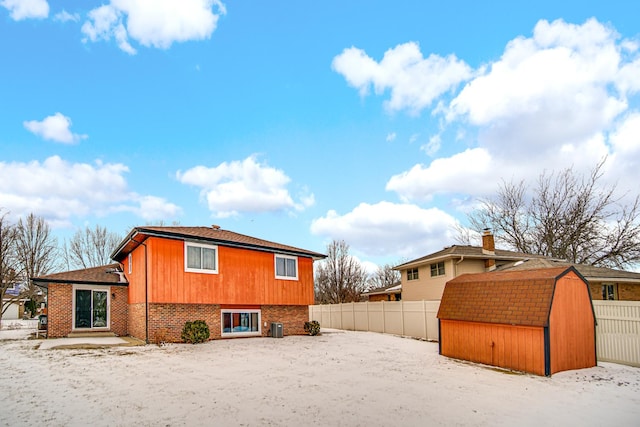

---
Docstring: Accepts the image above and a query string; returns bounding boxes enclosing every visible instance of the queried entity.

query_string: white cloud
[23,113,88,144]
[332,42,472,114]
[177,155,314,218]
[0,156,182,228]
[1,0,48,20]
[376,18,640,203]
[81,0,226,54]
[310,201,459,259]
[421,134,441,156]
[54,10,80,23]
[386,132,396,142]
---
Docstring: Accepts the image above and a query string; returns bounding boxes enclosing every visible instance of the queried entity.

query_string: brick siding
[262,305,309,336]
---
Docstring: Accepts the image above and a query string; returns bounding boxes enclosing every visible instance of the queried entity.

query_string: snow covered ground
[0,328,638,426]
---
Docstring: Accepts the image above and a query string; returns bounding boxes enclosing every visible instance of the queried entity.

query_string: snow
[0,328,638,426]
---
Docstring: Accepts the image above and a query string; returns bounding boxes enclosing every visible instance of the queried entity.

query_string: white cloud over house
[1,0,48,21]
[311,201,458,258]
[81,0,226,54]
[23,113,88,144]
[177,155,315,218]
[0,156,182,228]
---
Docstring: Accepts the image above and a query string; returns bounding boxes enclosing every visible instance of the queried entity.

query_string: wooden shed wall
[549,272,596,374]
[440,320,546,376]
[128,237,314,306]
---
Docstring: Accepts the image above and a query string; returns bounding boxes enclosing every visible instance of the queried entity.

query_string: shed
[437,266,596,376]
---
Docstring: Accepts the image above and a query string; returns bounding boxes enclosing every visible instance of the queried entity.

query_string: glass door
[74,289,108,329]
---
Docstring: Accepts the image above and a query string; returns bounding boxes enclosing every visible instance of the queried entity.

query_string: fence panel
[311,300,640,367]
[593,300,640,367]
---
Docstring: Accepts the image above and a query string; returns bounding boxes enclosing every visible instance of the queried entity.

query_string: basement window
[222,310,261,337]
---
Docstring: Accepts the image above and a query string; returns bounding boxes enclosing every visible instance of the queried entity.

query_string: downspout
[455,256,465,277]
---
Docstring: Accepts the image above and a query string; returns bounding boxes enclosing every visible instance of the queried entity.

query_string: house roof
[111,226,327,262]
[497,258,640,283]
[31,263,127,288]
[363,284,402,296]
[437,267,583,327]
[394,245,548,270]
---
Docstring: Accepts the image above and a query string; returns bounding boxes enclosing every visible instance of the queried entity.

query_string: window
[128,253,132,274]
[407,268,419,281]
[602,284,617,300]
[221,310,261,336]
[275,254,298,280]
[185,242,218,274]
[430,261,445,277]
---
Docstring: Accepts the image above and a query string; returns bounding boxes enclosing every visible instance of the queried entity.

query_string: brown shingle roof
[497,258,640,282]
[437,267,580,327]
[31,263,126,287]
[393,245,547,270]
[111,226,326,262]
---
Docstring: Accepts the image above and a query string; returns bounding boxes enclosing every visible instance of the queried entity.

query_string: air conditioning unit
[270,322,283,338]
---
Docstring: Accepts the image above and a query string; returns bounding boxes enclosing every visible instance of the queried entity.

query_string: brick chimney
[482,229,496,271]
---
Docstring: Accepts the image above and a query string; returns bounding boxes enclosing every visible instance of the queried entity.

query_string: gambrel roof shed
[437,266,597,376]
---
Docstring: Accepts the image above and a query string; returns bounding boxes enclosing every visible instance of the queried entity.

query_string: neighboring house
[32,226,326,342]
[437,267,596,376]
[362,284,402,302]
[396,230,640,301]
[396,231,547,301]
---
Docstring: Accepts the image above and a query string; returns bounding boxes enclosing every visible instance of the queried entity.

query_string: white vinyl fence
[309,300,640,367]
[309,301,441,342]
[593,300,640,367]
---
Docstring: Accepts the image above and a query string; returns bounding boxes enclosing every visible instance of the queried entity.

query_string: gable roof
[111,226,326,262]
[437,267,583,327]
[394,245,548,270]
[31,263,127,288]
[497,258,640,283]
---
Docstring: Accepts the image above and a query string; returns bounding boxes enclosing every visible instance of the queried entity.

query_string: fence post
[382,301,386,334]
[401,301,405,336]
[352,302,356,331]
[366,301,370,332]
[423,300,428,340]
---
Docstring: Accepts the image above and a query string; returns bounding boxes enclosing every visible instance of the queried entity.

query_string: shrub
[181,320,210,344]
[304,320,320,336]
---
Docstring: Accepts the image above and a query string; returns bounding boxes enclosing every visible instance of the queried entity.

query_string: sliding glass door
[74,288,109,329]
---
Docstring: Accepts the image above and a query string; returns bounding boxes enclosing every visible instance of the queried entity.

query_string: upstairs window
[185,242,218,274]
[407,268,419,281]
[275,254,298,280]
[430,261,445,277]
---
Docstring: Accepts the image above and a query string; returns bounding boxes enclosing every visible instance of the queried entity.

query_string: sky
[1,0,639,272]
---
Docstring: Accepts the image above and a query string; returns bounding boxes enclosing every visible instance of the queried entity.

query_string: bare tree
[14,213,60,314]
[314,240,368,304]
[65,225,122,269]
[0,211,21,327]
[367,263,401,290]
[468,159,640,269]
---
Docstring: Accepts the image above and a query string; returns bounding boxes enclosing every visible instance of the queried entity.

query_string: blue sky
[1,0,639,271]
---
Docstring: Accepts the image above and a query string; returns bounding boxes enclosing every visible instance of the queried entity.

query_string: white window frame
[221,309,262,337]
[184,241,219,274]
[275,254,298,280]
[72,284,110,331]
[128,253,132,274]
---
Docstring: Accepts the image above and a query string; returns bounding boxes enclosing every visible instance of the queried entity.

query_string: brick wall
[128,303,147,342]
[262,305,308,336]
[48,284,72,338]
[619,284,640,301]
[110,286,128,336]
[127,303,310,342]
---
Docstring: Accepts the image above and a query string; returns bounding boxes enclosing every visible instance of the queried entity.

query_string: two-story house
[32,226,326,342]
[396,230,640,301]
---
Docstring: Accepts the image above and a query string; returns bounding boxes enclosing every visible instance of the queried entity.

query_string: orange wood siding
[126,242,147,304]
[132,237,314,305]
[549,272,596,374]
[440,320,546,376]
